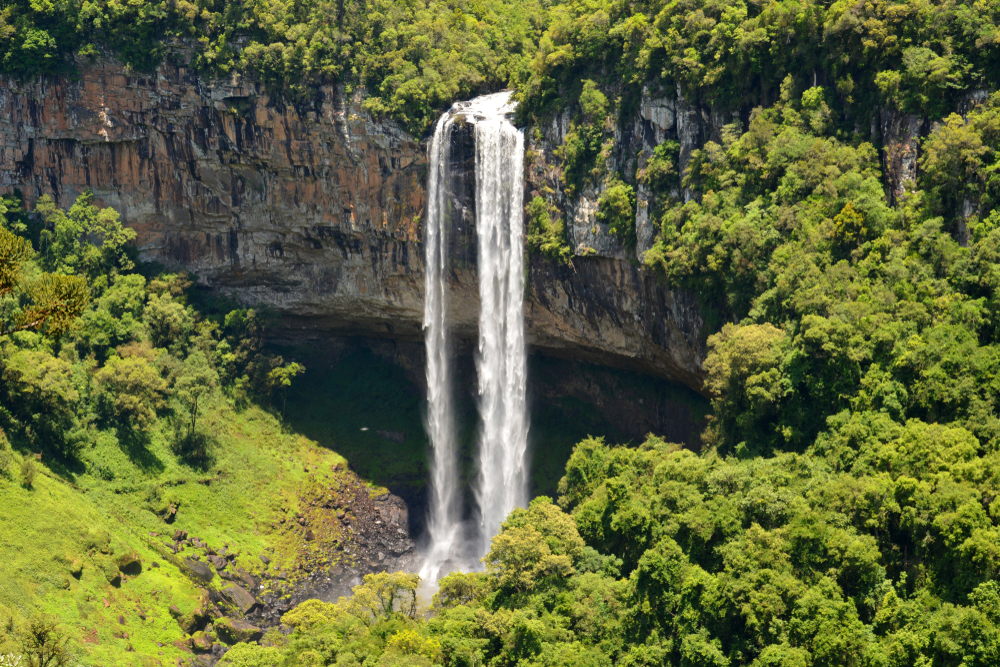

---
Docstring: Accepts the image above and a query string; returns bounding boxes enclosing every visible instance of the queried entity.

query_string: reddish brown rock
[0,56,706,390]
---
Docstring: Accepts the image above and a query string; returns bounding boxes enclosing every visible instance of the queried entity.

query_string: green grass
[0,395,351,666]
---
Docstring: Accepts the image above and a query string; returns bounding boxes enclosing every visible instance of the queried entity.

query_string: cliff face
[0,58,707,391]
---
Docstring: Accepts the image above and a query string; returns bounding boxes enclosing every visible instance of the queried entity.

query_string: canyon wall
[0,58,707,390]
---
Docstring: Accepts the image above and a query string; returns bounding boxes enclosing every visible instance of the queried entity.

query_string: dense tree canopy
[0,192,303,460]
[235,37,1000,667]
[0,0,546,134]
[6,0,1000,135]
[516,0,1000,124]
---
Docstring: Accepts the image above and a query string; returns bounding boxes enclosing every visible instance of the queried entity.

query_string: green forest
[3,0,1000,665]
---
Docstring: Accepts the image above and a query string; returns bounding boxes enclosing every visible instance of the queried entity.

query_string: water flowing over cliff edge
[421,93,530,581]
[0,58,706,392]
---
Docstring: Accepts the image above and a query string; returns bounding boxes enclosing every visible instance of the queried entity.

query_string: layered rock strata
[0,57,706,391]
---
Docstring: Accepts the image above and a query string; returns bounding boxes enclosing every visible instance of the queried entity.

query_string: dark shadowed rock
[115,551,142,575]
[222,585,259,614]
[215,617,264,645]
[175,608,210,635]
[183,558,215,584]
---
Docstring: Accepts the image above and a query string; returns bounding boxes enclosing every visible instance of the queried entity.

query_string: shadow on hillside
[118,428,167,474]
[172,431,216,472]
[1,427,86,484]
[281,343,441,535]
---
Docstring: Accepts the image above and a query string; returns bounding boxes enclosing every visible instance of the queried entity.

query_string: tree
[18,615,70,667]
[596,178,636,244]
[0,224,32,296]
[342,572,420,624]
[173,351,218,439]
[215,642,284,667]
[0,348,82,457]
[93,355,168,431]
[526,196,571,263]
[35,192,135,280]
[266,361,304,416]
[14,274,90,337]
[145,292,193,351]
[20,455,36,488]
[0,227,88,338]
[483,497,583,597]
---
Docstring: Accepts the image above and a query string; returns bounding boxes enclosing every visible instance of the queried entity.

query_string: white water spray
[471,96,529,557]
[420,111,463,583]
[420,92,528,580]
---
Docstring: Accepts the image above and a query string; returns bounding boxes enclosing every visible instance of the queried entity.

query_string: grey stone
[215,618,264,645]
[222,585,259,614]
[183,558,215,583]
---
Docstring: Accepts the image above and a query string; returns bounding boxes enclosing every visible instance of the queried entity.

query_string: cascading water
[471,97,529,557]
[420,92,528,580]
[420,111,464,583]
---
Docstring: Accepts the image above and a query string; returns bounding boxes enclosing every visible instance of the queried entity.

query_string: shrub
[526,197,571,263]
[19,457,35,489]
[17,615,69,667]
[93,355,167,431]
[596,178,636,245]
[217,642,283,667]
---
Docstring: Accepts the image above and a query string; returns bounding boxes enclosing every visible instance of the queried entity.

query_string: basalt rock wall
[0,57,707,392]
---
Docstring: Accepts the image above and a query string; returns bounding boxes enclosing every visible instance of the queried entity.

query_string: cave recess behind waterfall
[279,338,708,535]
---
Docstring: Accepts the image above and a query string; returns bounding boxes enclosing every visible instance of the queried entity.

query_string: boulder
[214,617,264,645]
[222,585,259,614]
[235,568,256,590]
[208,555,228,570]
[189,631,213,653]
[173,529,188,542]
[183,558,215,583]
[175,607,210,635]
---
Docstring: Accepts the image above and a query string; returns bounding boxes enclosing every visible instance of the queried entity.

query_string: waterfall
[420,111,463,583]
[471,98,528,557]
[420,92,528,580]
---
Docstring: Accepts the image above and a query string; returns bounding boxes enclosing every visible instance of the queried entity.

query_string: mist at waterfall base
[420,92,529,583]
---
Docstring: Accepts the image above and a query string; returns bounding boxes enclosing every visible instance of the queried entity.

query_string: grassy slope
[0,394,357,666]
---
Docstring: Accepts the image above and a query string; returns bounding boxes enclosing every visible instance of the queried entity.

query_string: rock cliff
[0,57,707,391]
